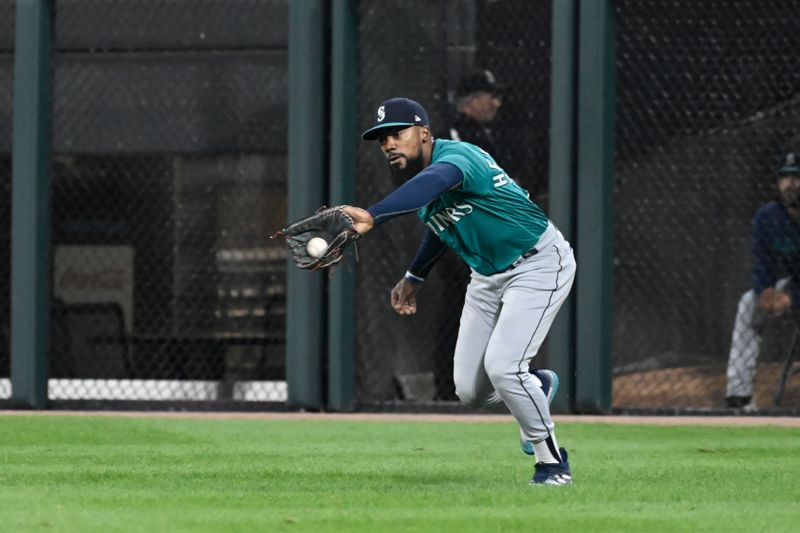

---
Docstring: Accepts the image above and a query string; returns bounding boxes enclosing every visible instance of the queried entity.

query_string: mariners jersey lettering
[418,139,549,275]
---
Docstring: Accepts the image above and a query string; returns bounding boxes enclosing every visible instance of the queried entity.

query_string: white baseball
[306,237,329,258]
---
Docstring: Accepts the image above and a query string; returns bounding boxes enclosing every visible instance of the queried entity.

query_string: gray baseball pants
[726,276,791,398]
[453,223,576,446]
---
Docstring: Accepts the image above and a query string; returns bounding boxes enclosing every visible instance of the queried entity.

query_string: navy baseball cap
[455,69,504,99]
[778,153,800,177]
[361,98,430,140]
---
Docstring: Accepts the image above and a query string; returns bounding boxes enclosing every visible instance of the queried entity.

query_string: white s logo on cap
[377,106,385,122]
[414,115,421,122]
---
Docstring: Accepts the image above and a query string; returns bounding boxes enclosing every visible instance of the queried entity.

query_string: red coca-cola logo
[58,267,127,291]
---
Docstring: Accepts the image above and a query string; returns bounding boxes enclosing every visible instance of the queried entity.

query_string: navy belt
[500,247,538,273]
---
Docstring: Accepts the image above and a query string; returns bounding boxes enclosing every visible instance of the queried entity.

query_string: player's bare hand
[758,288,792,315]
[773,292,792,315]
[391,278,419,315]
[340,205,374,235]
[757,288,777,312]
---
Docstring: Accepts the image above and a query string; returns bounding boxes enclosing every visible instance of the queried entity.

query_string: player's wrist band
[404,270,425,283]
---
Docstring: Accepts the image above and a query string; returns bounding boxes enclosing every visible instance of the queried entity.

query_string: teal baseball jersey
[417,139,549,275]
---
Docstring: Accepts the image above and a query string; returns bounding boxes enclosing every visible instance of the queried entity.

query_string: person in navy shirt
[726,153,800,409]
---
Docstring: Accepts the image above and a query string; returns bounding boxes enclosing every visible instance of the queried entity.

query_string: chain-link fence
[354,0,552,407]
[613,0,800,412]
[3,0,289,406]
[353,0,800,413]
[3,0,799,413]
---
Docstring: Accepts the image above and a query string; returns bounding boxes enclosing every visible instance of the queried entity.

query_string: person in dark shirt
[726,153,800,410]
[430,69,505,400]
[442,69,505,165]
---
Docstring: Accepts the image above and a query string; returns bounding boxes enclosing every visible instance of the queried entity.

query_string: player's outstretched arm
[351,163,464,230]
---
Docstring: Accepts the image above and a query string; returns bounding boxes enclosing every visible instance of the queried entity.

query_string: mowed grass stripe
[1,416,798,532]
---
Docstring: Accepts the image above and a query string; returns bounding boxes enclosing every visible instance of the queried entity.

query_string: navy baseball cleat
[530,447,572,486]
[531,368,559,405]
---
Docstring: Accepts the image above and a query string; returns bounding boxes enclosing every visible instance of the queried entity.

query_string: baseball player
[726,153,800,410]
[343,97,576,485]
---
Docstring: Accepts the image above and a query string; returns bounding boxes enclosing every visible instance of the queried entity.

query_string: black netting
[5,0,798,412]
[355,0,552,405]
[43,0,288,404]
[614,0,800,411]
[0,0,13,397]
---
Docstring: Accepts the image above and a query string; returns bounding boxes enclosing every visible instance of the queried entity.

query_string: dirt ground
[613,362,800,410]
[2,409,799,427]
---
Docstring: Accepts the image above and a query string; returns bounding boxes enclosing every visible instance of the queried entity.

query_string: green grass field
[1,415,798,532]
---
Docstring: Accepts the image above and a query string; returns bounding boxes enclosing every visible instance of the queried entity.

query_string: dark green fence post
[327,0,358,411]
[547,0,578,414]
[287,0,328,409]
[10,0,54,409]
[574,0,615,413]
